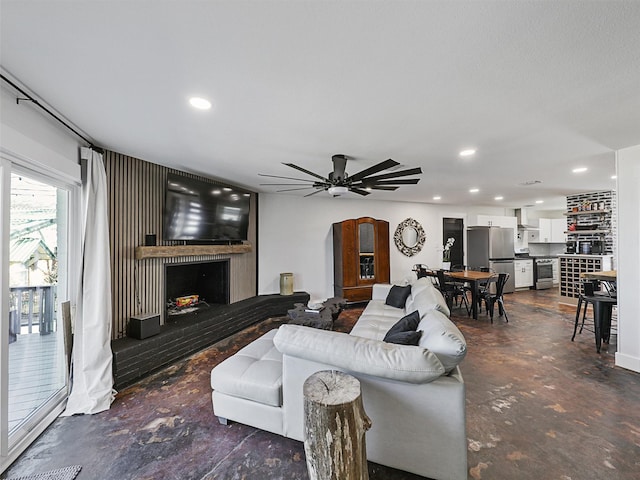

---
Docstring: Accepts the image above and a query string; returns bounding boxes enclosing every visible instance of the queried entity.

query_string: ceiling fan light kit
[260,154,422,197]
[327,186,349,196]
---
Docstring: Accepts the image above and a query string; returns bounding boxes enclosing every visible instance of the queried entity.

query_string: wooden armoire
[333,217,390,302]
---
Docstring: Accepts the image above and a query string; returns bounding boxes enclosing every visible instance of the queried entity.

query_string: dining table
[580,270,617,282]
[446,270,495,320]
[581,270,617,295]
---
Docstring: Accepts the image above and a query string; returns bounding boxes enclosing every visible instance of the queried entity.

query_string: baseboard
[615,352,640,373]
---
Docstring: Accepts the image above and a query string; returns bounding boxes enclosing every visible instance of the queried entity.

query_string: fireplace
[165,260,230,317]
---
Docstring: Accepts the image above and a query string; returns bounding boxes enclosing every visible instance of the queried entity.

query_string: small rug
[7,465,81,480]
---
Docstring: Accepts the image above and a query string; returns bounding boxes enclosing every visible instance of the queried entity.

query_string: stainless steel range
[533,258,554,290]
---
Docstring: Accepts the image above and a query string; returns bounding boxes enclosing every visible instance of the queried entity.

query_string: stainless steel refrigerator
[466,226,515,293]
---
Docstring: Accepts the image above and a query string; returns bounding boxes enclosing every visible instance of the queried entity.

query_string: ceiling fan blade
[349,188,371,196]
[283,163,328,181]
[360,167,423,182]
[258,173,317,182]
[368,185,399,191]
[260,183,317,186]
[364,178,421,186]
[348,159,400,182]
[332,154,347,182]
[276,187,317,192]
[304,189,326,197]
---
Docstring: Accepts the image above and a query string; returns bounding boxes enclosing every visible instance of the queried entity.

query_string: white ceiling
[2,0,639,209]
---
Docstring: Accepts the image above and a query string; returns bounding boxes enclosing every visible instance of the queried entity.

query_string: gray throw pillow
[384,330,423,345]
[385,284,412,308]
[383,310,421,340]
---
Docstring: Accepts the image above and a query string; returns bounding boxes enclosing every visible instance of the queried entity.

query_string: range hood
[515,208,539,230]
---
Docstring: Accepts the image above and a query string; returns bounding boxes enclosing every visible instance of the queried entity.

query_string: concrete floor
[3,289,639,479]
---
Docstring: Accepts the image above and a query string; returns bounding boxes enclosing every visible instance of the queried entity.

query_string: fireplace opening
[165,260,230,318]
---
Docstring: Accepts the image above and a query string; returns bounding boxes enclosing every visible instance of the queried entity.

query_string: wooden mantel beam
[134,243,252,259]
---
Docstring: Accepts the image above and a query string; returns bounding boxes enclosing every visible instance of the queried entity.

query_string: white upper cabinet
[536,218,566,243]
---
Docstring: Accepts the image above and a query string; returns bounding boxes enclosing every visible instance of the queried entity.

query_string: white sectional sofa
[210,277,468,480]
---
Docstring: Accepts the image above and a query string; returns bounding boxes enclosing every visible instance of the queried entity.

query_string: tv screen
[163,173,250,242]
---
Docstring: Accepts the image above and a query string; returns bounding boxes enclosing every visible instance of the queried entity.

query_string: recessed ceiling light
[611,175,617,179]
[572,167,588,173]
[189,97,212,110]
[535,200,544,204]
[433,196,441,200]
[494,196,503,201]
[469,188,479,193]
[459,149,476,157]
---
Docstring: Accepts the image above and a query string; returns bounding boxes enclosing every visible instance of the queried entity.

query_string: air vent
[519,180,542,186]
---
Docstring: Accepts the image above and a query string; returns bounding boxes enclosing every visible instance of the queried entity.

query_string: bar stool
[572,280,617,353]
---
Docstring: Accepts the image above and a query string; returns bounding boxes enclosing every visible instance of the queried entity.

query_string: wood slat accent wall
[103,151,258,339]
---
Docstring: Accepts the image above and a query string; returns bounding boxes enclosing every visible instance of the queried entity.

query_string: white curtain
[62,147,114,415]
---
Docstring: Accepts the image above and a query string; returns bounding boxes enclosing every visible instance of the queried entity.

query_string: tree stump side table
[303,370,371,480]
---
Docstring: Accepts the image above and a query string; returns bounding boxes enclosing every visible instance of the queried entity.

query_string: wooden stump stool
[303,370,372,480]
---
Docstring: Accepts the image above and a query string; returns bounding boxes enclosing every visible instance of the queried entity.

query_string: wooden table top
[447,270,495,281]
[581,270,617,281]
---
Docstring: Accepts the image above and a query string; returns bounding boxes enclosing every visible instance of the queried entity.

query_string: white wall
[615,145,640,373]
[258,193,507,300]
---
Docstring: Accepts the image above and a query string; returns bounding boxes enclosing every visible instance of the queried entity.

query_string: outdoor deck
[8,331,66,432]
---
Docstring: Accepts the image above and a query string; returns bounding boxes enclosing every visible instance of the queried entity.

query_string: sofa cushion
[417,310,467,373]
[349,312,396,340]
[210,329,282,407]
[274,324,445,383]
[384,329,422,345]
[383,310,421,341]
[406,280,451,317]
[385,284,412,308]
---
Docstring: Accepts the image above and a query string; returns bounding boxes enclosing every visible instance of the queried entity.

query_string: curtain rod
[1,73,102,152]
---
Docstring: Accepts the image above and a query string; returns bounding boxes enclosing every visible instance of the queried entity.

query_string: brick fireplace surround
[111,292,309,389]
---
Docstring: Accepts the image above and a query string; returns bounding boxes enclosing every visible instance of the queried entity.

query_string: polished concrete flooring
[3,289,640,479]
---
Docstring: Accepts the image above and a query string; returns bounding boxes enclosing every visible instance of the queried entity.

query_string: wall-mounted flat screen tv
[163,173,251,243]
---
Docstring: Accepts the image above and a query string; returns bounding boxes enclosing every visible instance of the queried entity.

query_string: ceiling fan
[259,154,422,197]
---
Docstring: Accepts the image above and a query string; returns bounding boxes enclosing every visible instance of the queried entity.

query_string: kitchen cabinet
[468,215,518,245]
[552,258,559,285]
[333,217,390,302]
[514,259,534,289]
[535,218,566,243]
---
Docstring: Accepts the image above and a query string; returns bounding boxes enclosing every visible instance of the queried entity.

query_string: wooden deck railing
[9,285,56,341]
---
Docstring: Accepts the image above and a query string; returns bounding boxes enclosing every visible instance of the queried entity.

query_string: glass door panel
[7,173,68,444]
[358,221,375,280]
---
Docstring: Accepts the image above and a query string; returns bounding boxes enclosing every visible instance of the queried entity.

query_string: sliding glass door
[1,161,73,469]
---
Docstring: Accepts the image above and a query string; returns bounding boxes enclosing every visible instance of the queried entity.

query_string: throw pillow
[385,284,412,308]
[383,310,421,340]
[384,329,423,345]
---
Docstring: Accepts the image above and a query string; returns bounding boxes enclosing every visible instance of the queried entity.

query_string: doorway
[1,164,73,470]
[443,218,464,267]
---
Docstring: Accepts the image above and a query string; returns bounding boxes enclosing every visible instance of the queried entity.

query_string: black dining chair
[436,269,470,315]
[478,273,509,323]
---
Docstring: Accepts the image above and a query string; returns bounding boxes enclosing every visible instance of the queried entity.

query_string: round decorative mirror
[394,218,426,257]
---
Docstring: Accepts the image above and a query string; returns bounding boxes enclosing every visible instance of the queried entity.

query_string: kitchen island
[559,254,614,306]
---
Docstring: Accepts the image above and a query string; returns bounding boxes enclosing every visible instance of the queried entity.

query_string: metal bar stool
[572,280,617,352]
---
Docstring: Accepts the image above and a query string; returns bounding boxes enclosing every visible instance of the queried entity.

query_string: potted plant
[442,237,455,270]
